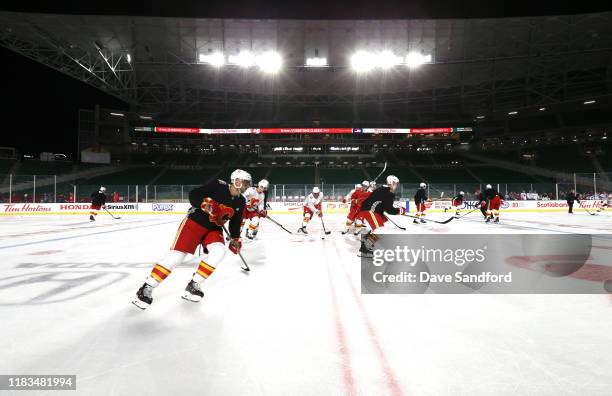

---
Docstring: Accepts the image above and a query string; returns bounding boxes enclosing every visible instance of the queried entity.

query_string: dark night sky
[2,0,612,158]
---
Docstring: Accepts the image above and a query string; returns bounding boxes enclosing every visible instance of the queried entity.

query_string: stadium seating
[0,159,16,174]
[319,168,366,183]
[268,167,314,184]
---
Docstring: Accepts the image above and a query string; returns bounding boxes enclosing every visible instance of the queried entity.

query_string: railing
[4,172,610,203]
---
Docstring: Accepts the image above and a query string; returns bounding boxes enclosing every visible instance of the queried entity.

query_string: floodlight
[199,52,225,67]
[351,51,376,72]
[405,52,432,68]
[377,50,402,69]
[256,51,282,73]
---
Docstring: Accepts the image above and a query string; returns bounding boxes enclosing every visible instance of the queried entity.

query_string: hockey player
[566,190,579,214]
[450,191,464,216]
[354,181,373,235]
[242,179,269,239]
[484,184,502,223]
[597,193,612,212]
[298,187,323,234]
[132,170,250,309]
[413,182,428,224]
[89,186,107,221]
[355,175,406,257]
[475,188,488,218]
[368,181,377,192]
[342,181,369,234]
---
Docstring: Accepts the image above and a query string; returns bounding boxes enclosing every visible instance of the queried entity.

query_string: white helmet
[230,169,252,191]
[99,186,107,193]
[258,179,269,190]
[420,182,426,188]
[362,180,370,187]
[459,191,465,195]
[312,187,320,194]
[486,184,492,189]
[386,175,399,185]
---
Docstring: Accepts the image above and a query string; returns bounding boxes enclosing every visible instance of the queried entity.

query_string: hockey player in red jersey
[132,169,250,309]
[355,175,406,257]
[241,179,269,240]
[342,181,370,235]
[298,187,323,234]
[445,191,464,217]
[484,184,502,223]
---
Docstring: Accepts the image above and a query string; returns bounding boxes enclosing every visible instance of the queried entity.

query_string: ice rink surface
[1,211,612,396]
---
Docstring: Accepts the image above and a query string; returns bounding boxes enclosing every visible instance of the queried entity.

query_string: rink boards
[0,200,606,215]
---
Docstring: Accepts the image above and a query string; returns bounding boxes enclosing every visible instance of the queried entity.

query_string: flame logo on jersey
[209,204,235,226]
[247,197,260,209]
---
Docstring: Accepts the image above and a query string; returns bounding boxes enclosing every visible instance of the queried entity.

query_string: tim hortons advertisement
[1,203,54,213]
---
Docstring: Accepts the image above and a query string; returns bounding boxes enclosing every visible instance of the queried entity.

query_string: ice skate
[357,242,373,258]
[132,283,153,310]
[182,280,204,302]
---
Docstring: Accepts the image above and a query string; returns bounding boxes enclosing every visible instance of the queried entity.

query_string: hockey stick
[320,216,332,238]
[372,161,388,183]
[580,204,597,216]
[103,207,121,219]
[383,214,406,231]
[401,213,456,225]
[455,207,480,219]
[221,224,250,272]
[266,215,293,234]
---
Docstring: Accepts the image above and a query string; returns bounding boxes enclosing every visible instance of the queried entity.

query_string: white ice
[0,211,611,396]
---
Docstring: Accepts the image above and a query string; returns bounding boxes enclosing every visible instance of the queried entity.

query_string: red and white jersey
[350,189,369,207]
[304,193,323,212]
[243,187,265,212]
[345,188,362,203]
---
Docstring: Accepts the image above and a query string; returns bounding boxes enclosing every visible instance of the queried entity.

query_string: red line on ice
[331,241,404,396]
[326,259,357,395]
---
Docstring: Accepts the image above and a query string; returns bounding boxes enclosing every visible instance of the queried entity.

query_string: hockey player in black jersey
[413,182,428,224]
[89,186,107,221]
[133,169,249,309]
[355,175,406,257]
[475,188,488,218]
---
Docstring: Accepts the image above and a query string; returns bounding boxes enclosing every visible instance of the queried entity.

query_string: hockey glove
[259,209,267,218]
[201,198,234,226]
[229,238,242,255]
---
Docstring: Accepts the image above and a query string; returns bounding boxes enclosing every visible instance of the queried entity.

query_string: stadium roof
[1,10,612,126]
